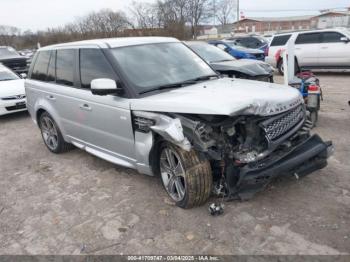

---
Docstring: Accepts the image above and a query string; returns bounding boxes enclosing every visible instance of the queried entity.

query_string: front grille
[1,95,26,101]
[5,104,26,111]
[261,105,305,142]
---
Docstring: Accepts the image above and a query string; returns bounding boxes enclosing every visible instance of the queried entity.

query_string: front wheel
[159,142,212,208]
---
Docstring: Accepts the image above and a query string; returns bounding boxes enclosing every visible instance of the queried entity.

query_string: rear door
[295,32,322,67]
[318,31,350,66]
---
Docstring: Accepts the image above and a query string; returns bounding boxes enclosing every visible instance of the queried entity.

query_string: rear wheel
[277,58,300,76]
[159,142,212,208]
[39,112,73,153]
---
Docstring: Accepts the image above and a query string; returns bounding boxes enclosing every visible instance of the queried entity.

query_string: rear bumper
[229,135,333,200]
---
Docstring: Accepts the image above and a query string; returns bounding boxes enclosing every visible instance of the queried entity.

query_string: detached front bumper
[229,135,333,200]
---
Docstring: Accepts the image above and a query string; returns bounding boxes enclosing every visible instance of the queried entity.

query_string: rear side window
[47,51,56,82]
[270,35,291,46]
[321,32,344,43]
[296,33,321,44]
[79,49,116,89]
[56,49,75,87]
[31,51,51,81]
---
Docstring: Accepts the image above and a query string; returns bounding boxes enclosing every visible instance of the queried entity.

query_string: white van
[266,28,350,74]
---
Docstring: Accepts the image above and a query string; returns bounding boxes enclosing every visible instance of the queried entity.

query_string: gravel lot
[0,73,349,255]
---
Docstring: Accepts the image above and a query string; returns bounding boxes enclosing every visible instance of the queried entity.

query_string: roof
[314,11,350,18]
[235,15,313,23]
[40,37,179,50]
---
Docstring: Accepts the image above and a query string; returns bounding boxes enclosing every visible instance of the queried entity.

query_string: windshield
[0,47,19,57]
[189,43,235,63]
[0,67,19,81]
[111,42,216,94]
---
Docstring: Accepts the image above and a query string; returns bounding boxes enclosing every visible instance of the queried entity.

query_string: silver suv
[25,37,332,208]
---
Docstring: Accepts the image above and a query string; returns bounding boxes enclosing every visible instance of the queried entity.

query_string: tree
[187,0,211,39]
[216,0,236,25]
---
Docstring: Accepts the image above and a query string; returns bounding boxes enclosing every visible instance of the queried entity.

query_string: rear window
[270,35,291,46]
[56,49,75,87]
[296,33,321,44]
[31,51,51,81]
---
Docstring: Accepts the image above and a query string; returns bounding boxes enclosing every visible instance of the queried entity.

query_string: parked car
[267,28,350,75]
[208,40,266,61]
[26,37,332,208]
[225,35,270,56]
[0,46,28,74]
[0,64,26,116]
[186,41,274,82]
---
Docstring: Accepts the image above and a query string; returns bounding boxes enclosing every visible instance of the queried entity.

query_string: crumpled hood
[0,79,25,98]
[131,78,303,116]
[211,59,273,76]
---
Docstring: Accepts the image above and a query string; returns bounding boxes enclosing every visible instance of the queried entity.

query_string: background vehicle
[0,64,26,116]
[226,35,270,56]
[186,41,274,82]
[26,37,332,209]
[0,46,28,74]
[267,28,350,75]
[208,40,266,61]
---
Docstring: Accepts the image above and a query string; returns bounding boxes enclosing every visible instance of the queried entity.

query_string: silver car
[25,37,333,208]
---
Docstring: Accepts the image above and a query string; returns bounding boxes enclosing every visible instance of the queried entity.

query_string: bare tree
[187,0,211,39]
[216,0,236,25]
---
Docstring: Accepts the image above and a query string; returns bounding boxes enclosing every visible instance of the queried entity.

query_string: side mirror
[340,37,350,43]
[91,78,122,96]
[20,73,27,79]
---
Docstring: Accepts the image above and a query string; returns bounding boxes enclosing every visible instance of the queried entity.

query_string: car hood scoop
[130,78,303,116]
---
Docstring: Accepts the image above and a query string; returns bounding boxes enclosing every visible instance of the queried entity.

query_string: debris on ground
[208,202,224,216]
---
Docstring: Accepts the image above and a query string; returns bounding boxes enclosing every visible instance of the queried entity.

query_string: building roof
[235,15,314,24]
[40,37,179,50]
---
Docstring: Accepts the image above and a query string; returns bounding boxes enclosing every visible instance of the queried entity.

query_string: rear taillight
[265,47,269,56]
[308,85,319,92]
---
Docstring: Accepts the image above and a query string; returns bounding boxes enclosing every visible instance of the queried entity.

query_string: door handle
[79,103,92,111]
[46,95,56,101]
[321,47,328,49]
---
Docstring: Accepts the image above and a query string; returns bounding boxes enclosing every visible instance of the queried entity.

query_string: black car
[0,46,28,74]
[186,41,274,82]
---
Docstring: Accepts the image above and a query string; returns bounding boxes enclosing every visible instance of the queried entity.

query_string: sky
[0,0,349,31]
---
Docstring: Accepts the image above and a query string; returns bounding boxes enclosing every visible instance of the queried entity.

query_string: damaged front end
[132,102,333,200]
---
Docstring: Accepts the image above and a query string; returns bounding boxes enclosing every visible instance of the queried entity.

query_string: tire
[277,59,284,75]
[158,142,212,208]
[277,58,300,76]
[39,112,73,153]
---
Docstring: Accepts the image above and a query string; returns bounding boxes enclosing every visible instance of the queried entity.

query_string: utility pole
[236,0,240,22]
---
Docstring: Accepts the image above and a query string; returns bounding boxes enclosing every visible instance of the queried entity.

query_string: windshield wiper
[211,59,233,63]
[139,74,219,95]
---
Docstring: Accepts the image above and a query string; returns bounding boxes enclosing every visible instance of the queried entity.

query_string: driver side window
[79,49,117,89]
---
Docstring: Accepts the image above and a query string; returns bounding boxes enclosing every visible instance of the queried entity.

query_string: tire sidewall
[158,142,190,208]
[39,112,64,153]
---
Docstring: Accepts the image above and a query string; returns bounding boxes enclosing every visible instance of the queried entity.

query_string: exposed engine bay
[132,102,330,200]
